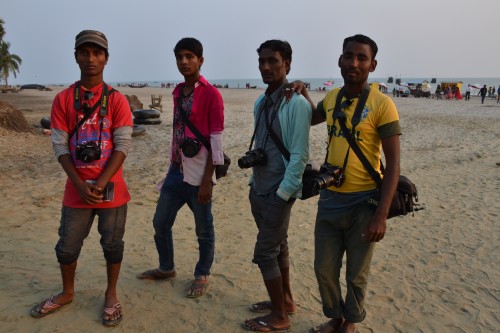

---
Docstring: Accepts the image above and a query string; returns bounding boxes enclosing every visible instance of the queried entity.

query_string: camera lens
[180,138,201,158]
[76,142,100,163]
[238,155,252,169]
[237,149,267,169]
[80,148,99,163]
[312,174,335,194]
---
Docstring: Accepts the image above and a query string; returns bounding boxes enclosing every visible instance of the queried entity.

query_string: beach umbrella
[379,82,387,88]
[323,81,334,86]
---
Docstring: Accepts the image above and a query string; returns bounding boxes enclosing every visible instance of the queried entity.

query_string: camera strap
[336,89,383,187]
[327,86,371,172]
[70,82,114,143]
[262,94,290,160]
[177,96,211,150]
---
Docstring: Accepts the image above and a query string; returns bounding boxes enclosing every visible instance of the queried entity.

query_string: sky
[1,0,498,85]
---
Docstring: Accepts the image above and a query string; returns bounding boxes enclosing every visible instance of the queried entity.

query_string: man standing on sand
[465,85,471,101]
[30,30,133,327]
[241,39,312,332]
[480,84,487,104]
[293,34,401,333]
[137,37,224,298]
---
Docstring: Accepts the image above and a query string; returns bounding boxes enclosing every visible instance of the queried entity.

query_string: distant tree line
[0,18,22,86]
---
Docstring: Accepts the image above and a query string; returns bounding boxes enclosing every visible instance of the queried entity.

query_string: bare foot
[249,300,297,314]
[339,320,355,333]
[51,292,74,305]
[186,276,209,298]
[310,318,343,333]
[102,302,122,327]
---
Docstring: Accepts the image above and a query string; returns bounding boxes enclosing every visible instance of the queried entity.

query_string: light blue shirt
[251,90,312,200]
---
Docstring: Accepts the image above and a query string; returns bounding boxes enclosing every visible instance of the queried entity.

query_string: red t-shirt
[51,82,133,208]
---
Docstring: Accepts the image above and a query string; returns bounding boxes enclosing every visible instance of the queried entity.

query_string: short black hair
[343,34,378,59]
[257,39,292,62]
[257,39,292,74]
[174,37,203,57]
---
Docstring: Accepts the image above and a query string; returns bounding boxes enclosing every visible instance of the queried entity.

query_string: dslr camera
[76,141,101,163]
[238,148,267,169]
[311,163,345,195]
[180,137,202,158]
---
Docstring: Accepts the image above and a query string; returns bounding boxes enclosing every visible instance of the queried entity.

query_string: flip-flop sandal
[30,295,72,318]
[242,317,291,332]
[186,278,208,298]
[136,269,176,280]
[103,302,122,327]
[249,301,296,315]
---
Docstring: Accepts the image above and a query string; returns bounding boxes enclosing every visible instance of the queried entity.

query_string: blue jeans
[153,165,214,276]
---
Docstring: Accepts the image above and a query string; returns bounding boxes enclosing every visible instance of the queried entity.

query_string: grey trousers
[249,188,295,280]
[314,199,376,323]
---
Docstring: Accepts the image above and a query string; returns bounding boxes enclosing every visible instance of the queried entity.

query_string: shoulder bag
[336,90,421,219]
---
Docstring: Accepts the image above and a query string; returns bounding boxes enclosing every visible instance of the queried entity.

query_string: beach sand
[0,86,498,333]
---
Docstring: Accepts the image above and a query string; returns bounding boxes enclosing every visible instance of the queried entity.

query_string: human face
[175,49,203,79]
[339,41,377,87]
[258,48,289,88]
[75,44,108,78]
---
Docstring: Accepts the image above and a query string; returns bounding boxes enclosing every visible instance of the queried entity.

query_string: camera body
[76,141,101,163]
[238,148,267,169]
[180,137,202,158]
[311,163,345,194]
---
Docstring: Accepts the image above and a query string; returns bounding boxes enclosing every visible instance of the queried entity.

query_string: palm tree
[0,41,22,86]
[0,18,5,41]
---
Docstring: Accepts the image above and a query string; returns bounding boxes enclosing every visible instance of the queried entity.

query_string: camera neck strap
[71,82,113,145]
[326,86,371,172]
[262,94,290,160]
[177,96,211,150]
[336,88,383,187]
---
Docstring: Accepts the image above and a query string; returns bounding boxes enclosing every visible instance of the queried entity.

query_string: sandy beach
[0,86,499,333]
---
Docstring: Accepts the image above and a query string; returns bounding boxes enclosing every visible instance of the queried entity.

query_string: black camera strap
[327,86,371,172]
[263,94,290,160]
[177,96,211,150]
[336,89,383,187]
[71,82,114,145]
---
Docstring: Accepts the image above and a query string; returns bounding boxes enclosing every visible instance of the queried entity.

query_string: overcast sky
[1,0,497,85]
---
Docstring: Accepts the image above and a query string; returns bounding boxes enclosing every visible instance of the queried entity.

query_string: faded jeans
[153,164,214,277]
[314,191,376,323]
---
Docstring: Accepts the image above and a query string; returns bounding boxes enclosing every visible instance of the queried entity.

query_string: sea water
[113,77,500,93]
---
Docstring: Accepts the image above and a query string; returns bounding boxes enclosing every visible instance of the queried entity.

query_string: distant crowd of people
[434,84,500,104]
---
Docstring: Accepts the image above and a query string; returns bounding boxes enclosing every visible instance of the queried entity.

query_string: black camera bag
[367,175,419,219]
[336,87,421,219]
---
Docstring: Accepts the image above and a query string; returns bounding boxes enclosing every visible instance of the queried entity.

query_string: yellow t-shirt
[321,87,401,193]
